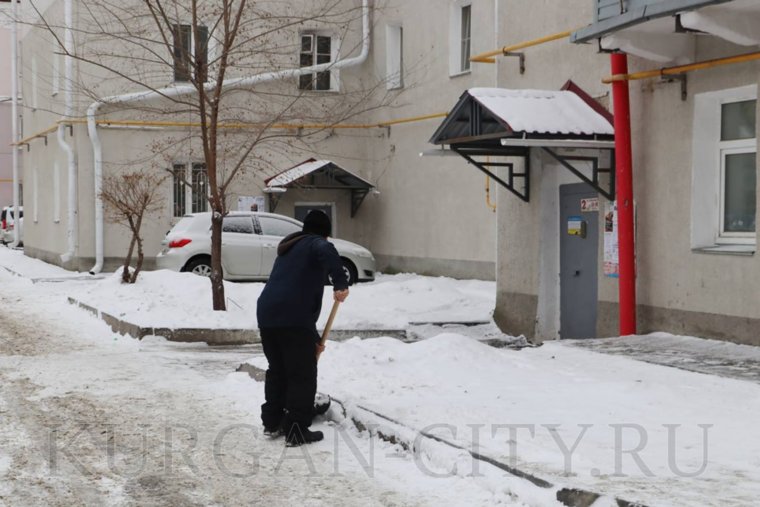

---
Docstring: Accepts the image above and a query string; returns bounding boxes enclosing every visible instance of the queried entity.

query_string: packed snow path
[0,267,543,506]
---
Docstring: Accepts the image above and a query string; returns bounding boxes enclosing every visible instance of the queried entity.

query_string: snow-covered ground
[0,250,550,506]
[3,246,760,506]
[66,268,496,331]
[247,335,760,507]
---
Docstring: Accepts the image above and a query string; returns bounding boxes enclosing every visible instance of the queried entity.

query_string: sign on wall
[580,197,599,212]
[237,195,266,212]
[603,201,619,277]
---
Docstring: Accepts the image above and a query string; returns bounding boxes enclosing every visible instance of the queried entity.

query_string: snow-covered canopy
[430,81,614,146]
[265,159,374,190]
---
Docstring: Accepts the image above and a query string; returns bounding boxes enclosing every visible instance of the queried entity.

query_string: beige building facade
[16,0,760,345]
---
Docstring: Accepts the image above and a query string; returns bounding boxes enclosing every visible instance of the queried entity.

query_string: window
[386,24,403,90]
[692,86,757,250]
[299,34,334,91]
[449,2,472,76]
[258,216,300,237]
[171,162,208,217]
[719,101,756,238]
[172,24,208,83]
[222,216,254,234]
[52,51,60,96]
[460,5,472,72]
[31,57,38,110]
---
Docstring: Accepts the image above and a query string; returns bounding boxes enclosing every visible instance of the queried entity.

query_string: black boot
[285,424,324,447]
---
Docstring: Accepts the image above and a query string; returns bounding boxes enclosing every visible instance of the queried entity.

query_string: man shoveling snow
[256,210,349,446]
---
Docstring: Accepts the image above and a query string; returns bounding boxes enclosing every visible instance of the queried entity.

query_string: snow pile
[68,270,495,330]
[246,333,760,507]
[0,247,81,279]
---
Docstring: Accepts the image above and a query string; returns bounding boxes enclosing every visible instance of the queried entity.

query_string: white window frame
[718,145,756,243]
[385,23,403,90]
[298,32,340,92]
[691,85,757,251]
[171,162,208,217]
[449,1,472,77]
[51,50,60,96]
[31,57,38,110]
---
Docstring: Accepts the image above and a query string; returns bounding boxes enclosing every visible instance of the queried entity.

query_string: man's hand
[316,343,326,358]
[334,288,349,302]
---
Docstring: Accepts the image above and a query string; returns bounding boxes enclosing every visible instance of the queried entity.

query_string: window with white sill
[691,85,757,252]
[449,1,472,76]
[298,33,338,91]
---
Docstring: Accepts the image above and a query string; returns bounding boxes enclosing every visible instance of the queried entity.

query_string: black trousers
[260,327,319,432]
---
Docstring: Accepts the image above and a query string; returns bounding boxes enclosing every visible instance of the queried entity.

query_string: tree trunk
[131,235,144,284]
[210,211,226,310]
[122,234,136,283]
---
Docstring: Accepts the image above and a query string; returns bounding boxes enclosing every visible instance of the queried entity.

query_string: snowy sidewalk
[565,333,760,384]
[245,333,760,507]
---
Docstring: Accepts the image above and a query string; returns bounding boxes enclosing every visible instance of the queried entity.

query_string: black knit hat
[302,210,331,237]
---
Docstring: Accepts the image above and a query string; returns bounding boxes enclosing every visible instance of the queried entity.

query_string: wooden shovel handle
[318,300,340,360]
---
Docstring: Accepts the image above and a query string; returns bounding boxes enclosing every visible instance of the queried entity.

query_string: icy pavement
[563,333,760,384]
[245,334,760,507]
[0,253,549,506]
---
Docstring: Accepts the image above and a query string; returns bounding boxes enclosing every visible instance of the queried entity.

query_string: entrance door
[295,203,335,234]
[559,184,599,339]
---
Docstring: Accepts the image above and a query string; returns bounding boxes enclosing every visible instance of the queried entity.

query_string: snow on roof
[266,160,332,187]
[468,88,614,136]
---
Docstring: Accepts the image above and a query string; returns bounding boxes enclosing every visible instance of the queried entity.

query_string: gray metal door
[294,204,333,223]
[560,184,599,339]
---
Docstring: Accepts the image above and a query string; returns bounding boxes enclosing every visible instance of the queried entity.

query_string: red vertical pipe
[610,53,637,336]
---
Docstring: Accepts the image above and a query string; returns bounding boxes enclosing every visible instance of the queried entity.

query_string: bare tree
[30,0,393,309]
[101,170,168,283]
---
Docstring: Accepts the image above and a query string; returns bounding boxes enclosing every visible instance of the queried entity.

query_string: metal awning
[572,0,760,64]
[429,80,616,202]
[264,159,375,217]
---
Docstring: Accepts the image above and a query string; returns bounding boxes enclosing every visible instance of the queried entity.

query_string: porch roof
[264,159,375,218]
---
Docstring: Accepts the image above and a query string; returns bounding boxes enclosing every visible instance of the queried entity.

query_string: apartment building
[17,0,760,344]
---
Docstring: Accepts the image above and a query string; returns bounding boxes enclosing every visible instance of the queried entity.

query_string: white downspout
[59,0,77,265]
[10,0,20,248]
[87,0,370,274]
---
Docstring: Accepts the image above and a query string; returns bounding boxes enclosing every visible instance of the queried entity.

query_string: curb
[238,362,647,507]
[68,297,259,345]
[68,297,409,346]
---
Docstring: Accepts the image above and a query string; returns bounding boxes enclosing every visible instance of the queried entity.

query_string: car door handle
[264,243,274,248]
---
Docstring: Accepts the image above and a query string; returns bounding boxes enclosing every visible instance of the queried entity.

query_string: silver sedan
[155,212,376,285]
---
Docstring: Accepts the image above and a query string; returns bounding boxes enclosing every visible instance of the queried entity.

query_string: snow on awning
[430,80,614,146]
[264,159,374,217]
[429,81,615,203]
[572,0,760,64]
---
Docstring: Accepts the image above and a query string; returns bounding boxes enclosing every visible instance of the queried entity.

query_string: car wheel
[185,256,212,277]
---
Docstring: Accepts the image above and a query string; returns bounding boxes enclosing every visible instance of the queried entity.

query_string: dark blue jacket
[256,232,348,330]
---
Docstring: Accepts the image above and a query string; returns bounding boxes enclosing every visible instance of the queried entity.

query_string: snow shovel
[317,300,340,362]
[313,300,340,417]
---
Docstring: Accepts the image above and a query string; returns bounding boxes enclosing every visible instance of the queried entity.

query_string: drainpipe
[610,53,637,336]
[59,0,77,265]
[10,0,20,248]
[87,0,371,274]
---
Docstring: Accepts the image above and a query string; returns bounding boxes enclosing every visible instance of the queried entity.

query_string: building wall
[19,0,500,280]
[491,1,760,345]
[0,27,16,207]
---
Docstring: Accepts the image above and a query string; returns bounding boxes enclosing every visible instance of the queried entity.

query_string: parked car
[0,206,23,246]
[156,212,376,285]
